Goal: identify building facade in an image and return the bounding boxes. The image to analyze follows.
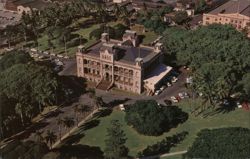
[203,0,250,31]
[76,30,172,94]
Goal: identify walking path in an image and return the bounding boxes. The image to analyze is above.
[140,150,187,159]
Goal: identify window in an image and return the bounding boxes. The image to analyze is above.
[206,17,210,20]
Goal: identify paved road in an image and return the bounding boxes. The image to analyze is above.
[59,59,77,76]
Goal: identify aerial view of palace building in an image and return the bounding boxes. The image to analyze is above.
[203,0,250,31]
[76,30,172,95]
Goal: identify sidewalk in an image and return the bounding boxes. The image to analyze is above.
[139,150,187,159]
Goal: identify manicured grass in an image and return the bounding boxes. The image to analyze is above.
[73,99,250,157]
[35,20,122,57]
[130,24,158,45]
[161,154,183,159]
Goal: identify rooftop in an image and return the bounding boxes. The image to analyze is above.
[83,39,158,65]
[6,0,50,10]
[208,0,250,17]
[144,64,173,90]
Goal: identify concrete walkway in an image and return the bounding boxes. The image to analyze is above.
[140,150,187,159]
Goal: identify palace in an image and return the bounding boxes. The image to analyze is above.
[76,30,173,95]
[203,0,250,31]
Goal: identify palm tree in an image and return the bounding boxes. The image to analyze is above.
[95,96,105,110]
[34,131,44,143]
[63,117,75,130]
[57,117,64,141]
[15,103,25,126]
[44,130,57,149]
[79,104,91,116]
[88,88,96,108]
[73,104,80,127]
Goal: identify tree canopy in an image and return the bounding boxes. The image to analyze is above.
[0,51,67,139]
[125,100,188,136]
[104,120,129,159]
[0,50,32,71]
[162,24,250,105]
[184,127,250,159]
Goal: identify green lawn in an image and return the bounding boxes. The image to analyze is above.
[69,99,250,157]
[161,154,183,159]
[35,20,122,57]
[130,24,158,45]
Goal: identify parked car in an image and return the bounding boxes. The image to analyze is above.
[183,92,189,98]
[64,56,69,59]
[155,90,162,96]
[171,96,179,103]
[237,102,242,108]
[178,92,185,99]
[160,85,166,91]
[171,76,178,83]
[51,53,56,56]
[44,51,49,55]
[119,104,125,111]
[57,54,64,58]
[167,82,172,87]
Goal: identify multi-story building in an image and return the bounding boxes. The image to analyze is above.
[76,30,173,95]
[203,0,250,31]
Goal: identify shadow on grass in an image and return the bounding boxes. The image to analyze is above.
[79,119,100,131]
[55,144,104,159]
[92,109,113,118]
[138,131,189,158]
[202,102,237,118]
[60,119,100,146]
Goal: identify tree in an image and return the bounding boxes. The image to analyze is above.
[63,116,75,130]
[0,140,49,159]
[172,11,189,25]
[162,24,250,107]
[0,50,32,71]
[34,131,44,143]
[95,96,105,110]
[240,73,250,100]
[125,100,188,136]
[88,88,96,108]
[104,120,129,159]
[184,127,250,159]
[44,130,57,149]
[56,117,64,141]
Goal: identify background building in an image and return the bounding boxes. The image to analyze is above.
[203,0,250,31]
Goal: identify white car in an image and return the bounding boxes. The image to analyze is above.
[51,53,56,56]
[183,92,189,98]
[57,54,64,58]
[171,96,179,103]
[167,82,172,87]
[38,55,45,59]
[155,90,162,95]
[237,102,242,108]
[64,56,69,59]
[171,76,178,83]
[30,48,37,52]
[160,85,166,91]
[119,104,125,111]
[44,51,49,55]
[178,93,185,99]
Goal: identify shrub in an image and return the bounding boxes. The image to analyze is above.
[184,127,250,159]
[125,100,188,136]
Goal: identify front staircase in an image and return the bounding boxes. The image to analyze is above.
[96,80,112,91]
